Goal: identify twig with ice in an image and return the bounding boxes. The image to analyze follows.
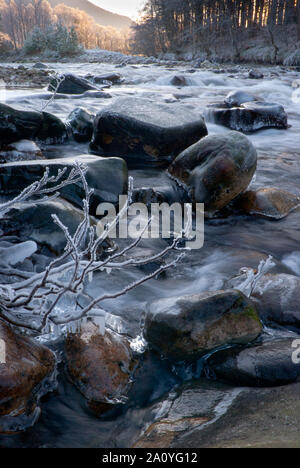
[236,255,276,298]
[0,164,187,336]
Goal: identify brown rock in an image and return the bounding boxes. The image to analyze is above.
[65,323,136,414]
[0,319,55,433]
[234,187,300,219]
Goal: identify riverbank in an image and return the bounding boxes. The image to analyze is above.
[1,45,300,69]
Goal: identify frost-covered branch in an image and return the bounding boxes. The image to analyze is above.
[0,163,87,215]
[41,73,66,111]
[0,163,188,337]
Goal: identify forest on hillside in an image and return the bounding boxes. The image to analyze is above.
[131,0,300,64]
[0,0,131,55]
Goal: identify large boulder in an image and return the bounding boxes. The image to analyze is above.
[48,73,98,94]
[0,319,55,433]
[0,104,67,145]
[65,323,136,414]
[205,102,288,132]
[207,339,300,387]
[144,290,262,362]
[233,187,300,219]
[89,97,208,168]
[0,155,128,214]
[66,107,95,143]
[168,131,257,213]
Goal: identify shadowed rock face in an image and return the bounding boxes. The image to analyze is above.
[66,107,95,143]
[144,289,262,362]
[0,104,67,145]
[0,320,55,433]
[207,339,300,387]
[89,97,208,168]
[205,101,288,132]
[0,155,128,214]
[233,187,300,219]
[65,324,136,415]
[168,131,257,213]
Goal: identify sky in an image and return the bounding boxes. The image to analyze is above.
[92,0,144,20]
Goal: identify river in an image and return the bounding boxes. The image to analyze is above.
[0,60,300,447]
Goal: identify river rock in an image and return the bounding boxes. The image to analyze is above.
[32,62,48,70]
[133,379,234,448]
[1,198,98,255]
[224,90,261,107]
[248,69,264,79]
[144,290,262,362]
[66,107,95,143]
[207,339,300,387]
[92,73,123,85]
[251,273,300,329]
[170,75,189,87]
[0,140,43,163]
[0,104,68,145]
[89,97,208,168]
[205,101,288,132]
[0,319,55,433]
[168,131,257,213]
[65,323,136,415]
[48,73,98,94]
[0,155,128,214]
[233,187,300,219]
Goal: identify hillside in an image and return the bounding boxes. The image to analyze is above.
[49,0,134,29]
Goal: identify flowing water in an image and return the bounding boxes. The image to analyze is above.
[0,61,300,447]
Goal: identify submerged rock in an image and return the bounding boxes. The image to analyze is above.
[48,73,98,94]
[0,104,67,145]
[0,320,55,433]
[66,107,95,143]
[168,131,257,213]
[0,140,43,163]
[89,97,208,168]
[144,290,262,362]
[0,155,128,214]
[205,101,288,132]
[65,324,136,415]
[207,339,300,387]
[233,187,300,219]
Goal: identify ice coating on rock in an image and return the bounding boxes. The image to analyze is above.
[0,240,37,266]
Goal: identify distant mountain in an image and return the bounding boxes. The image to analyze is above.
[49,0,134,29]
